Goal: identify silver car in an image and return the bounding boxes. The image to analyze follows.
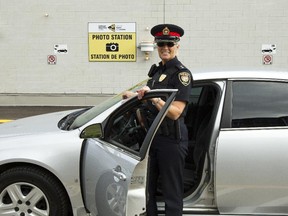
[1,70,288,216]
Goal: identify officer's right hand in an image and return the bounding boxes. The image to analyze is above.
[136,86,150,99]
[122,91,137,99]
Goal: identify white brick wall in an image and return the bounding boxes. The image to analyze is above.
[0,0,288,105]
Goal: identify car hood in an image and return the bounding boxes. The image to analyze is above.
[0,110,76,138]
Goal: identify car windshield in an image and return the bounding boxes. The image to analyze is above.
[68,79,147,130]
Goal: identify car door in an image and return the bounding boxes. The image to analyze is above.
[80,89,178,216]
[216,80,288,215]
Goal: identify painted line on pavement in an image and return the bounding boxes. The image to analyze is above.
[0,119,12,123]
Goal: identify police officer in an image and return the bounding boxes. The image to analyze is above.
[123,24,192,216]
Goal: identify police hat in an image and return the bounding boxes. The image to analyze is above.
[151,24,184,42]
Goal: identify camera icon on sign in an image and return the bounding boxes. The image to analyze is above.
[106,43,119,52]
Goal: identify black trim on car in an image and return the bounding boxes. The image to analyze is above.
[220,80,232,128]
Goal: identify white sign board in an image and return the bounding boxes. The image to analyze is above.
[262,44,276,54]
[54,44,68,54]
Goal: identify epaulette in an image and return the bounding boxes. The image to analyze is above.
[175,64,188,71]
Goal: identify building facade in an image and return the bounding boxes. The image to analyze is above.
[0,0,288,106]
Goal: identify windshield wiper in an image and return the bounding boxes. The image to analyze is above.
[58,108,91,130]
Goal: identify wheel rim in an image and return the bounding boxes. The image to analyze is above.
[0,182,49,216]
[106,182,126,216]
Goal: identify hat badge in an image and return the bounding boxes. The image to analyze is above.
[162,27,170,35]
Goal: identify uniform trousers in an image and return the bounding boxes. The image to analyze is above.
[146,135,188,216]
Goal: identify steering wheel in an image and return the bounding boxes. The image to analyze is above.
[136,108,150,132]
[109,113,134,139]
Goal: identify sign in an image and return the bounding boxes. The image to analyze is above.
[88,22,136,62]
[54,44,68,54]
[263,54,273,65]
[262,44,276,54]
[47,55,57,65]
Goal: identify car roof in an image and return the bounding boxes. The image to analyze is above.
[192,69,288,81]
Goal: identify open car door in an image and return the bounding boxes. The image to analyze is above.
[80,89,178,216]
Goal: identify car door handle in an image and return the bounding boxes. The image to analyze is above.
[113,166,127,181]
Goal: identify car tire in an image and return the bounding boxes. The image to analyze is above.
[96,172,127,216]
[0,166,70,216]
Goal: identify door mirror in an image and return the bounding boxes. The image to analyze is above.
[80,123,103,139]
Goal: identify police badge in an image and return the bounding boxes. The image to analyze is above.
[159,74,167,82]
[162,27,170,35]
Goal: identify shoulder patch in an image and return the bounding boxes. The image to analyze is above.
[178,72,191,86]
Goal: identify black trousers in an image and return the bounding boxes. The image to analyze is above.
[146,135,188,216]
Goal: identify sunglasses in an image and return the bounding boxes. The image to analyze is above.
[156,42,176,47]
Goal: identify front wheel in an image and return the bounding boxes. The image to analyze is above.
[0,166,71,216]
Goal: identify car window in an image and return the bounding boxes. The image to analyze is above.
[189,87,202,104]
[185,85,218,138]
[102,90,179,156]
[69,79,147,130]
[105,99,156,153]
[232,81,288,128]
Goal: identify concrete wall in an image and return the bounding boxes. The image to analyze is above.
[1,0,288,106]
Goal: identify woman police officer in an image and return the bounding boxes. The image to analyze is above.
[123,24,192,216]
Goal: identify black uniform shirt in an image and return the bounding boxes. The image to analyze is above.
[148,57,192,105]
[146,57,192,139]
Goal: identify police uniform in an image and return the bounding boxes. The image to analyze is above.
[146,24,192,216]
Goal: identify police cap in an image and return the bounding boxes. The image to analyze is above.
[151,24,184,42]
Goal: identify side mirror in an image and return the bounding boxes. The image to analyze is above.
[80,123,103,139]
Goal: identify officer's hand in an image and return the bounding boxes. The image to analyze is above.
[136,86,150,99]
[122,91,137,99]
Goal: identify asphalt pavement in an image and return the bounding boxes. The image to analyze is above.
[0,106,88,121]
